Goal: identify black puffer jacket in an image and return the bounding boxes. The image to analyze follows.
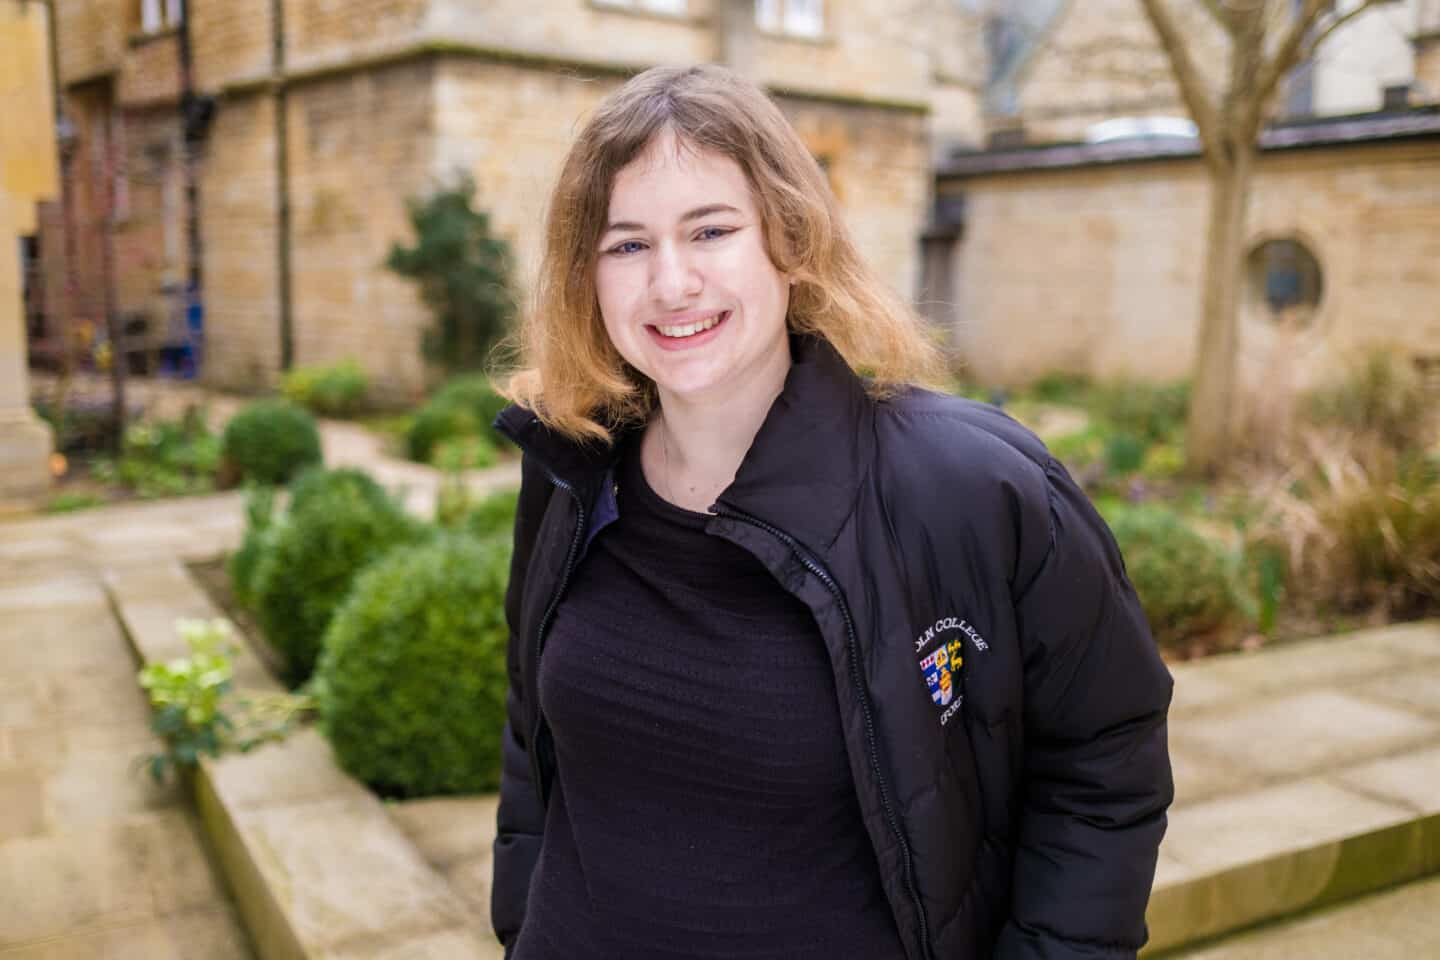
[491,336,1174,960]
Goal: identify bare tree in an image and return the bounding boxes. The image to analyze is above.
[1136,0,1390,475]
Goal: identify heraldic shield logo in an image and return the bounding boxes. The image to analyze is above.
[920,640,964,708]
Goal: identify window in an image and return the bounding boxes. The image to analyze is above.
[756,0,824,38]
[593,0,687,15]
[1246,238,1323,324]
[140,0,184,34]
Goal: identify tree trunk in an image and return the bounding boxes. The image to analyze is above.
[1185,143,1254,476]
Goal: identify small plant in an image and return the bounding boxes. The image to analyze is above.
[138,619,240,782]
[406,374,510,464]
[281,359,370,418]
[44,491,106,514]
[316,534,511,798]
[385,173,518,373]
[138,619,317,783]
[220,400,323,486]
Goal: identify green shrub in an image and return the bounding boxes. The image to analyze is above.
[1103,432,1147,475]
[460,488,519,541]
[316,534,511,797]
[406,374,510,464]
[229,485,279,610]
[251,476,423,686]
[1103,503,1242,649]
[1090,380,1191,445]
[221,401,323,486]
[281,360,370,418]
[287,466,391,515]
[384,174,517,373]
[1027,372,1091,405]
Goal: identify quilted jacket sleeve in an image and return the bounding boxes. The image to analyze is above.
[490,456,552,952]
[994,458,1175,960]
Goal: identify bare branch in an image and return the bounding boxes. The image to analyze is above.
[1198,0,1238,35]
[1247,0,1331,134]
[1298,0,1387,64]
[1136,0,1224,168]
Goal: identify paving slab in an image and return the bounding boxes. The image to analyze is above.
[1160,777,1414,878]
[1171,688,1439,783]
[1170,622,1440,714]
[1165,872,1440,959]
[1352,661,1440,718]
[386,795,499,869]
[1331,745,1440,816]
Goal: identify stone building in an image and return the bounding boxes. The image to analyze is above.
[40,0,940,400]
[926,0,1440,389]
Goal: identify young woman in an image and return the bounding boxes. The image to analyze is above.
[491,64,1173,960]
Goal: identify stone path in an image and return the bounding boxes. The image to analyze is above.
[0,496,253,959]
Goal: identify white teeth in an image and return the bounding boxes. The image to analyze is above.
[656,313,723,338]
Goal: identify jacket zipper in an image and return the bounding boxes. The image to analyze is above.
[528,471,587,807]
[713,506,934,960]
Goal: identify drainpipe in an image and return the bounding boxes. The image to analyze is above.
[271,0,293,371]
[177,0,205,375]
[43,0,79,406]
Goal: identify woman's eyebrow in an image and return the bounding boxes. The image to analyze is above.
[602,203,742,236]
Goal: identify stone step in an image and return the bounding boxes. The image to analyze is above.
[1143,620,1440,954]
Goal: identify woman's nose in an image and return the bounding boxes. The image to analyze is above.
[649,243,702,305]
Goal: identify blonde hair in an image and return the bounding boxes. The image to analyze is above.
[505,63,944,443]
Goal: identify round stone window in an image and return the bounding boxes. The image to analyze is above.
[1246,238,1323,324]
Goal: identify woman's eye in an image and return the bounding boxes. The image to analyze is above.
[696,226,734,242]
[607,240,646,256]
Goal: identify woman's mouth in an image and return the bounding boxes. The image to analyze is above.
[649,311,729,348]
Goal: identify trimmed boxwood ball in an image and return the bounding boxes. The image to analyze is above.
[251,478,423,686]
[316,534,511,798]
[229,485,278,610]
[406,374,510,464]
[287,465,391,515]
[221,400,322,486]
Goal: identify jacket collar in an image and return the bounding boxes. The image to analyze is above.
[495,335,875,551]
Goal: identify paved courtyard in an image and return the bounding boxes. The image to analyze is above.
[0,495,253,958]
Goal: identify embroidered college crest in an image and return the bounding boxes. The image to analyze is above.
[920,640,964,708]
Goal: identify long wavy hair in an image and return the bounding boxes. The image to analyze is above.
[504,63,944,443]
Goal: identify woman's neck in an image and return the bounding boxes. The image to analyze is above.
[643,355,791,513]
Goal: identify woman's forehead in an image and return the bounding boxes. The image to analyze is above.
[608,131,752,219]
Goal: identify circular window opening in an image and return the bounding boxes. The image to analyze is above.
[1246,238,1323,325]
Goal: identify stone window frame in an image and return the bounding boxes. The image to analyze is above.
[139,0,184,35]
[1243,230,1329,332]
[756,0,826,40]
[589,0,693,22]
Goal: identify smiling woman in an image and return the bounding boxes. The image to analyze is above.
[490,64,1174,960]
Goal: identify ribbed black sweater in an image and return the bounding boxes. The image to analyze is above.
[509,438,905,960]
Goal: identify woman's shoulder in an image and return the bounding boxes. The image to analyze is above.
[874,386,1054,482]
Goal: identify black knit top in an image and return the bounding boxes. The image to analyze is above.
[510,436,905,960]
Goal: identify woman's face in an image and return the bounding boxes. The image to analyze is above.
[594,130,792,409]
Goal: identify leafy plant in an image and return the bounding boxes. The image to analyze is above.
[139,619,316,783]
[280,359,370,418]
[138,619,240,782]
[45,491,106,514]
[385,174,517,373]
[221,400,323,486]
[316,534,511,798]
